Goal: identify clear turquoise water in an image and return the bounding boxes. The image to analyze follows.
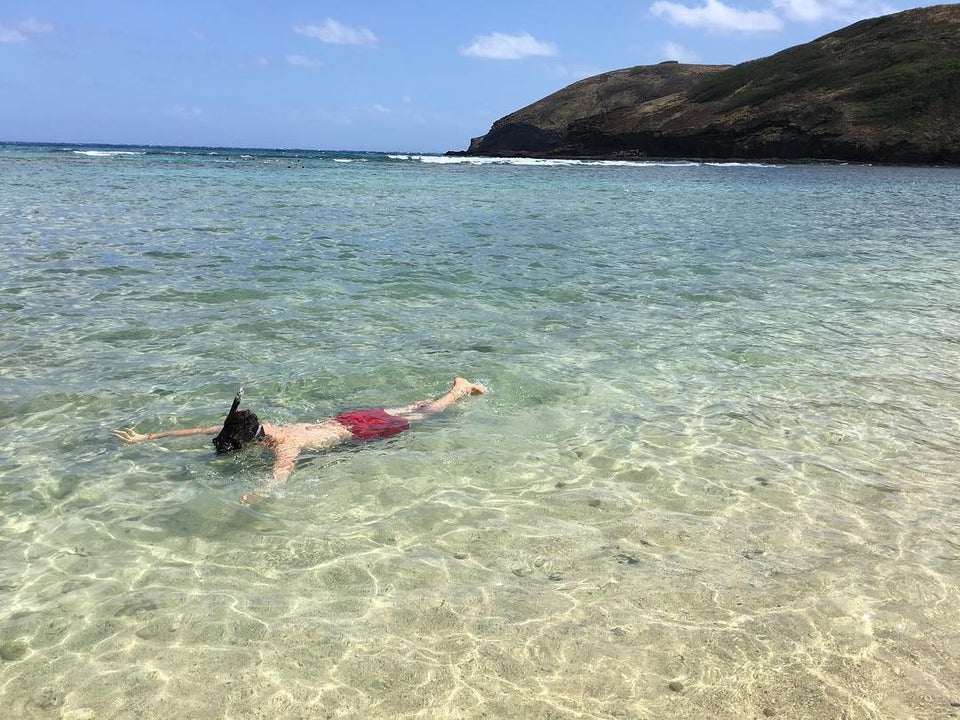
[1,143,959,718]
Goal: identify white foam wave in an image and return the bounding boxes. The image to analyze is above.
[72,150,145,157]
[702,161,784,168]
[393,155,781,169]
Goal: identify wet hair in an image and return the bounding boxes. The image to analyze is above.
[212,389,264,454]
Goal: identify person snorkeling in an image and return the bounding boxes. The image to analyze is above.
[113,377,486,504]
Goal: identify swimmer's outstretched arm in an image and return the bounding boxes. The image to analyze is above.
[240,446,301,505]
[113,425,222,443]
[271,446,301,483]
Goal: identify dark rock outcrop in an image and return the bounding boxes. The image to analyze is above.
[456,5,960,164]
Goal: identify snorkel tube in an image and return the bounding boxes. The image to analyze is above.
[212,388,245,454]
[228,388,243,420]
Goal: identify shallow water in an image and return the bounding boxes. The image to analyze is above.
[1,143,959,719]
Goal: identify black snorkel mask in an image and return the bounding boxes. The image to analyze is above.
[212,388,264,454]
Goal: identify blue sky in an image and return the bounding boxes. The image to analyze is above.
[0,0,930,152]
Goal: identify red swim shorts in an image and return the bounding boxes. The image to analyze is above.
[333,409,410,441]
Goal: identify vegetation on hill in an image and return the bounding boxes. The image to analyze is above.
[459,5,960,164]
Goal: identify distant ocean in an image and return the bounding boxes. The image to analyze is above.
[1,142,959,719]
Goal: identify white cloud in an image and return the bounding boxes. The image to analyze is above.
[461,32,559,60]
[0,17,54,43]
[773,0,827,21]
[293,19,378,48]
[772,0,894,23]
[286,54,325,68]
[660,42,702,63]
[650,0,783,32]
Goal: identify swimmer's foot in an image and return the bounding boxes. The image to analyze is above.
[454,377,486,396]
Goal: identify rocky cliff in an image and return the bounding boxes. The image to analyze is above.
[457,4,960,164]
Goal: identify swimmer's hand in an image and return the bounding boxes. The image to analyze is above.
[113,428,149,443]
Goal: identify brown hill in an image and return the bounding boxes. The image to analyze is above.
[458,4,960,164]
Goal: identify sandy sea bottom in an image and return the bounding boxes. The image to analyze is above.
[1,146,959,719]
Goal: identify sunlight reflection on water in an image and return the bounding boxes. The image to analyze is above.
[1,146,959,718]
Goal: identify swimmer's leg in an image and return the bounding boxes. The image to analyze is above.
[385,377,485,421]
